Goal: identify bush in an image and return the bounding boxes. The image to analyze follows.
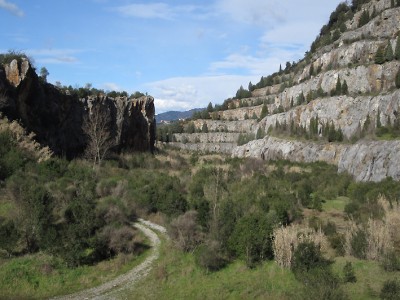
[350,229,368,259]
[380,280,400,300]
[381,251,400,272]
[292,241,332,276]
[169,211,203,252]
[343,261,357,283]
[195,240,227,272]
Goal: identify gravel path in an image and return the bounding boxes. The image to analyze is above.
[51,220,165,300]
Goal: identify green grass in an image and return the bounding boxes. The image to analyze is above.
[0,200,13,218]
[122,242,301,300]
[333,256,400,300]
[323,196,350,212]
[0,243,151,299]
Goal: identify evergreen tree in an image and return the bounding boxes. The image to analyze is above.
[396,68,400,88]
[395,35,400,60]
[385,40,394,62]
[375,44,386,64]
[358,10,370,27]
[207,102,214,113]
[377,109,382,128]
[391,0,395,8]
[309,63,314,77]
[202,122,208,133]
[335,77,342,95]
[260,104,269,119]
[332,29,341,42]
[342,80,349,95]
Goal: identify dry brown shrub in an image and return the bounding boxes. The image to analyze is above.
[169,210,204,252]
[272,224,328,268]
[343,196,398,261]
[0,116,52,161]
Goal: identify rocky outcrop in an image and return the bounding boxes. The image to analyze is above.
[0,58,155,158]
[173,132,240,144]
[231,136,400,182]
[170,1,400,182]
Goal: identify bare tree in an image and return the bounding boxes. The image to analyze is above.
[83,104,115,166]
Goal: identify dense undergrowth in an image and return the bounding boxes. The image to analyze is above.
[1,128,400,298]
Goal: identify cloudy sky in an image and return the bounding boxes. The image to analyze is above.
[1,0,343,113]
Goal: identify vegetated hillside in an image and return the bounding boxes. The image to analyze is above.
[0,55,156,158]
[156,108,204,123]
[163,0,400,182]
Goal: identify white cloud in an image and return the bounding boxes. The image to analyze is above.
[114,3,173,20]
[0,0,24,17]
[112,3,205,20]
[26,48,84,65]
[260,21,323,49]
[145,75,260,113]
[215,0,284,26]
[102,82,123,92]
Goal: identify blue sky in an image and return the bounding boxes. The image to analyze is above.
[1,0,343,113]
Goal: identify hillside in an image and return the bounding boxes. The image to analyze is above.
[164,0,400,182]
[156,108,203,123]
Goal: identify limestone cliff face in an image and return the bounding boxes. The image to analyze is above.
[0,58,155,157]
[231,136,400,182]
[170,0,400,182]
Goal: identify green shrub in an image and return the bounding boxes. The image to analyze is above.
[343,261,357,283]
[195,240,227,272]
[291,241,332,276]
[350,229,368,259]
[380,280,400,300]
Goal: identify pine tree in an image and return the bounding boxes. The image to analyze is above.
[385,40,394,62]
[358,10,370,27]
[395,35,400,60]
[342,80,349,95]
[202,122,208,133]
[260,104,269,119]
[377,109,382,128]
[396,68,400,88]
[309,63,314,77]
[375,44,386,64]
[336,77,342,95]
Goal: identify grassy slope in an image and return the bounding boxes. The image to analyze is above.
[122,242,301,300]
[0,236,150,299]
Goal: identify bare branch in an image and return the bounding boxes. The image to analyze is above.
[83,104,116,166]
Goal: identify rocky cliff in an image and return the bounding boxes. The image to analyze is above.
[0,58,155,158]
[170,0,400,182]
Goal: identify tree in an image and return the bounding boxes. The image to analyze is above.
[385,40,394,62]
[341,80,349,95]
[375,44,386,64]
[343,261,357,283]
[309,62,314,77]
[335,77,342,95]
[83,104,116,167]
[396,68,400,88]
[207,102,214,113]
[358,10,370,27]
[260,104,269,119]
[39,67,49,82]
[395,35,400,60]
[202,122,208,133]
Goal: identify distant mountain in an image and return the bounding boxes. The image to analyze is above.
[156,108,203,123]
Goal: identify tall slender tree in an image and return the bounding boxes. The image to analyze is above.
[385,40,394,62]
[395,35,400,60]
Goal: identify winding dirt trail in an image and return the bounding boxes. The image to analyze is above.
[51,219,166,300]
